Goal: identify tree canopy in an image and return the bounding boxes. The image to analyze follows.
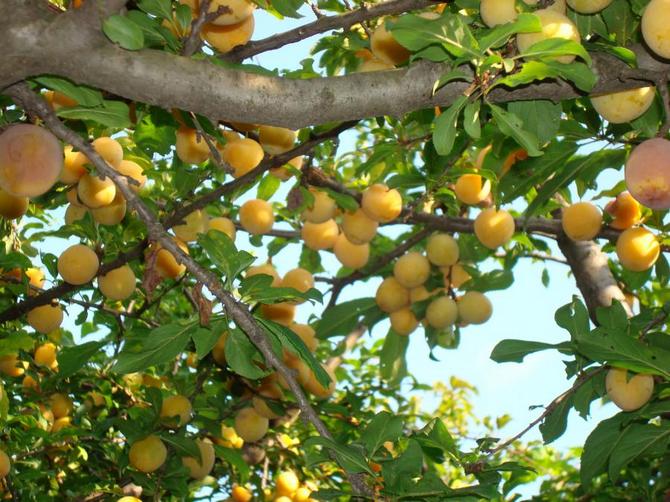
[0,0,670,500]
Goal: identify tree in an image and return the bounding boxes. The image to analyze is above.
[0,0,669,499]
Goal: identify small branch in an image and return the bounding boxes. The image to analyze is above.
[225,0,436,61]
[487,366,606,455]
[494,251,568,265]
[190,113,234,175]
[657,72,670,138]
[181,0,212,57]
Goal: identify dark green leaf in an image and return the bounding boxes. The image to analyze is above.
[34,77,103,107]
[359,411,404,455]
[433,95,467,156]
[113,322,192,373]
[490,339,566,363]
[56,100,131,128]
[489,104,542,157]
[57,341,105,378]
[304,437,375,475]
[317,298,378,339]
[103,15,145,50]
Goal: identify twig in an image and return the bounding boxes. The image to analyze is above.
[656,72,670,138]
[487,366,606,455]
[190,113,234,175]
[181,0,232,57]
[224,0,436,61]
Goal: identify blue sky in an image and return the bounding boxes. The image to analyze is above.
[34,6,628,498]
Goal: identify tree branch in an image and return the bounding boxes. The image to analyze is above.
[7,82,372,498]
[2,1,670,128]
[225,0,436,61]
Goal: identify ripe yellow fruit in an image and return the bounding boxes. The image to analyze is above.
[212,332,228,366]
[301,219,339,250]
[260,302,296,326]
[370,18,410,66]
[239,199,274,235]
[219,424,244,449]
[22,374,39,392]
[34,342,58,369]
[231,485,253,502]
[641,0,670,59]
[333,233,369,269]
[58,244,99,285]
[0,354,26,377]
[605,368,654,411]
[234,407,269,442]
[426,233,459,267]
[302,188,336,224]
[129,435,168,473]
[206,0,255,25]
[98,265,136,301]
[182,438,216,479]
[616,227,660,272]
[270,155,302,180]
[0,448,10,478]
[78,173,116,208]
[173,209,209,242]
[409,285,432,303]
[65,204,87,225]
[51,393,73,418]
[282,268,314,303]
[474,208,515,249]
[561,202,602,241]
[305,364,338,399]
[454,174,491,206]
[26,267,45,289]
[118,498,142,502]
[625,138,670,210]
[567,0,611,13]
[393,252,430,288]
[0,188,28,219]
[116,159,147,191]
[44,90,78,110]
[457,291,493,325]
[0,124,63,197]
[342,208,378,244]
[51,416,72,433]
[606,191,642,230]
[590,87,656,124]
[480,0,516,27]
[443,263,471,289]
[289,323,317,352]
[61,145,88,184]
[276,470,300,496]
[222,137,264,178]
[160,395,192,427]
[67,186,85,207]
[209,216,237,241]
[153,239,189,279]
[247,263,281,286]
[375,276,410,313]
[516,9,581,64]
[361,184,402,223]
[27,303,63,334]
[91,191,126,225]
[389,307,419,335]
[358,57,395,72]
[426,296,459,328]
[176,127,210,164]
[89,137,123,170]
[202,16,255,54]
[258,126,296,155]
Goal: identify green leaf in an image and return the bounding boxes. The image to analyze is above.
[324,189,359,212]
[433,95,468,156]
[490,339,566,363]
[580,414,628,485]
[0,381,8,422]
[608,422,670,480]
[103,15,145,51]
[57,341,105,378]
[489,103,542,157]
[56,100,131,128]
[380,330,409,385]
[0,331,35,356]
[463,100,481,139]
[34,77,103,107]
[543,61,597,92]
[507,101,562,145]
[225,328,270,379]
[555,298,591,339]
[382,439,424,492]
[113,322,193,373]
[256,317,331,389]
[268,0,304,18]
[191,326,221,359]
[539,392,574,443]
[304,437,375,475]
[137,0,173,19]
[359,411,404,455]
[461,269,513,292]
[239,274,323,304]
[317,298,378,339]
[520,38,591,66]
[478,13,543,50]
[257,174,281,201]
[600,0,638,46]
[595,301,629,332]
[198,230,254,287]
[160,434,201,460]
[391,14,480,59]
[215,445,250,481]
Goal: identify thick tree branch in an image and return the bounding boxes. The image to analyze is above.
[225,0,436,61]
[3,1,670,128]
[7,83,372,498]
